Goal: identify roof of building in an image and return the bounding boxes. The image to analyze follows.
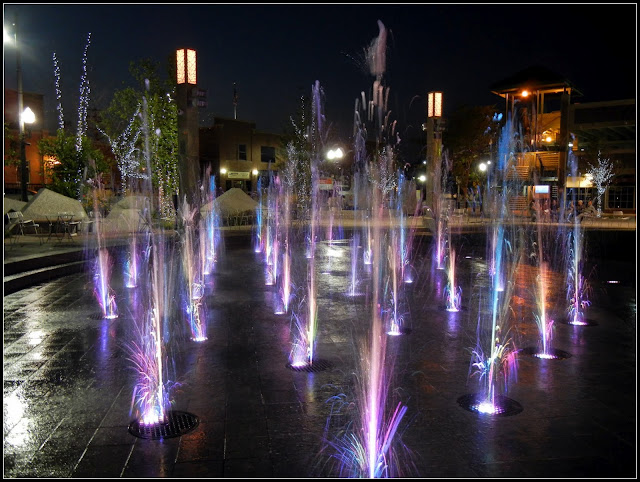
[490,65,582,97]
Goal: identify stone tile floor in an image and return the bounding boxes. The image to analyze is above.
[3,229,636,478]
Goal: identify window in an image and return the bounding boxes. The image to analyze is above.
[565,187,594,204]
[607,186,635,210]
[238,144,247,161]
[260,146,276,164]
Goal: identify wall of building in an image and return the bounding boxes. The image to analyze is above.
[4,89,50,196]
[199,116,283,195]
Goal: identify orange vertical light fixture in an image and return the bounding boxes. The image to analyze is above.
[428,91,443,118]
[176,48,197,85]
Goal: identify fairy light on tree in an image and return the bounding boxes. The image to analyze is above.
[53,52,64,131]
[586,152,614,218]
[42,32,107,201]
[76,33,91,153]
[98,104,142,191]
[100,59,180,215]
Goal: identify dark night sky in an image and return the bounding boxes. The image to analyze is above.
[3,3,637,151]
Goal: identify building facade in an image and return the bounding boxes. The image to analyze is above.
[199,117,283,196]
[4,88,50,197]
[489,66,636,214]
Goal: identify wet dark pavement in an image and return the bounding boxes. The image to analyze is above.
[3,225,637,478]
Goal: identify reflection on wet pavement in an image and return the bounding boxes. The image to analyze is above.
[3,231,636,477]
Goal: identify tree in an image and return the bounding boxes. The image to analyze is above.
[279,94,313,212]
[38,128,107,200]
[4,122,20,167]
[586,152,615,217]
[99,58,179,218]
[34,32,112,204]
[443,104,501,202]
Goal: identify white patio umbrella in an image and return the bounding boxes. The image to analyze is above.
[200,187,259,218]
[99,206,144,234]
[3,197,27,215]
[21,188,88,223]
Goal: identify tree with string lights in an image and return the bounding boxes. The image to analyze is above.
[99,58,179,219]
[586,152,615,218]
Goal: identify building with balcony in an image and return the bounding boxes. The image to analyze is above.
[489,66,635,214]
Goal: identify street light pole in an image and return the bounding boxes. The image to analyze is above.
[13,16,29,202]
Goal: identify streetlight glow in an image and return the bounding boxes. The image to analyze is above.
[479,162,487,172]
[21,106,35,124]
[326,147,344,160]
[4,27,14,44]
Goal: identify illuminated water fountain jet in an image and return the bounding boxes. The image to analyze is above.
[115,79,198,439]
[564,222,594,326]
[561,152,596,327]
[458,114,523,416]
[384,232,410,336]
[179,197,207,342]
[444,248,462,312]
[92,213,118,319]
[323,22,411,475]
[286,80,324,371]
[201,172,221,276]
[124,233,140,289]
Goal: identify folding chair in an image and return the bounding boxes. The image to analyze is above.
[6,211,41,245]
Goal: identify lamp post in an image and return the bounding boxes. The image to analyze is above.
[326,146,347,196]
[418,173,427,207]
[426,91,443,209]
[6,17,32,202]
[175,47,200,206]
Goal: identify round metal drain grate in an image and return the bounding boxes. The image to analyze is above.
[128,410,200,440]
[286,358,332,372]
[457,393,523,416]
[519,346,572,360]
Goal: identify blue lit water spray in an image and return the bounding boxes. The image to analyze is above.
[563,150,592,326]
[461,113,522,415]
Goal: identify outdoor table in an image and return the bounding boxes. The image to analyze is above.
[46,212,80,243]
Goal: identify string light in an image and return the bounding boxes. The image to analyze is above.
[52,52,64,131]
